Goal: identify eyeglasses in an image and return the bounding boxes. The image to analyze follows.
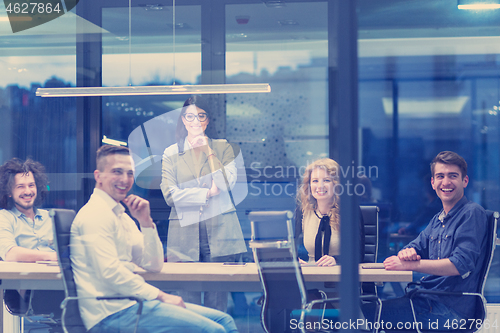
[183,113,208,122]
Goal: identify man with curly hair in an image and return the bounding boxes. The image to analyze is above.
[0,157,56,262]
[0,157,64,320]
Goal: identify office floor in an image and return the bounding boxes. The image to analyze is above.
[4,293,266,333]
[234,316,265,333]
[229,292,265,333]
[14,317,265,333]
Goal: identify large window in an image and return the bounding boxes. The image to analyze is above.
[3,0,500,331]
[0,9,78,209]
[225,2,328,254]
[358,0,500,301]
[97,1,331,326]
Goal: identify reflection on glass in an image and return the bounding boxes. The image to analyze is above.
[160,95,247,312]
[0,11,77,210]
[102,5,201,87]
[226,2,329,169]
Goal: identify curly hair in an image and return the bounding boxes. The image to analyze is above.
[0,158,49,209]
[297,158,340,231]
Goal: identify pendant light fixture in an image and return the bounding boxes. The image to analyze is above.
[36,0,271,97]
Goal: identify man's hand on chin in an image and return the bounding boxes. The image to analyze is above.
[123,195,154,228]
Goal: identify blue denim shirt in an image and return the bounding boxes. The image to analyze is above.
[0,207,55,260]
[404,196,488,318]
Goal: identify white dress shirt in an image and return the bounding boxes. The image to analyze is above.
[70,188,163,330]
[0,207,54,260]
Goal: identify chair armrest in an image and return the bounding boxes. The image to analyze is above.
[360,295,380,302]
[407,290,486,333]
[303,294,382,333]
[306,295,381,310]
[96,296,144,302]
[408,289,481,299]
[405,281,421,294]
[61,295,144,314]
[307,297,339,309]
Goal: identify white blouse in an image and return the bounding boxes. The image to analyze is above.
[302,210,340,263]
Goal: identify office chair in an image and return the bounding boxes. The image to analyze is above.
[249,210,381,333]
[360,206,379,296]
[3,226,66,333]
[4,289,64,333]
[50,209,144,333]
[361,206,379,264]
[405,210,499,333]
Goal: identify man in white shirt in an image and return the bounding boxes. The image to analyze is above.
[70,145,238,333]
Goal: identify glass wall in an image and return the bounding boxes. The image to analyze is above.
[358,0,500,301]
[97,3,331,326]
[225,1,328,262]
[0,8,78,209]
[2,0,500,331]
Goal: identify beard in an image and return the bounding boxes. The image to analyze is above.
[15,201,34,211]
[12,195,36,212]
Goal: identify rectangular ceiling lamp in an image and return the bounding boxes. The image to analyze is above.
[36,84,271,97]
[382,96,469,117]
[102,135,127,146]
[458,0,500,9]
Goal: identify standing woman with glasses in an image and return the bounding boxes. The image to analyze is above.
[161,95,246,312]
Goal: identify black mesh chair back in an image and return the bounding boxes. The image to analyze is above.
[360,206,379,264]
[447,210,497,332]
[51,209,145,333]
[360,206,379,296]
[3,289,64,329]
[249,210,307,333]
[50,208,87,333]
[471,210,498,326]
[480,211,498,291]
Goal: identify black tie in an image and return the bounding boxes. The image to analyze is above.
[314,212,332,261]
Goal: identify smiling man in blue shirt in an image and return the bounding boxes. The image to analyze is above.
[379,151,488,331]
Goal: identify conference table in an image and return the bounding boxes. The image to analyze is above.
[0,261,412,291]
[0,261,412,332]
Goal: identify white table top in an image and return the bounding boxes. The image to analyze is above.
[0,261,412,285]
